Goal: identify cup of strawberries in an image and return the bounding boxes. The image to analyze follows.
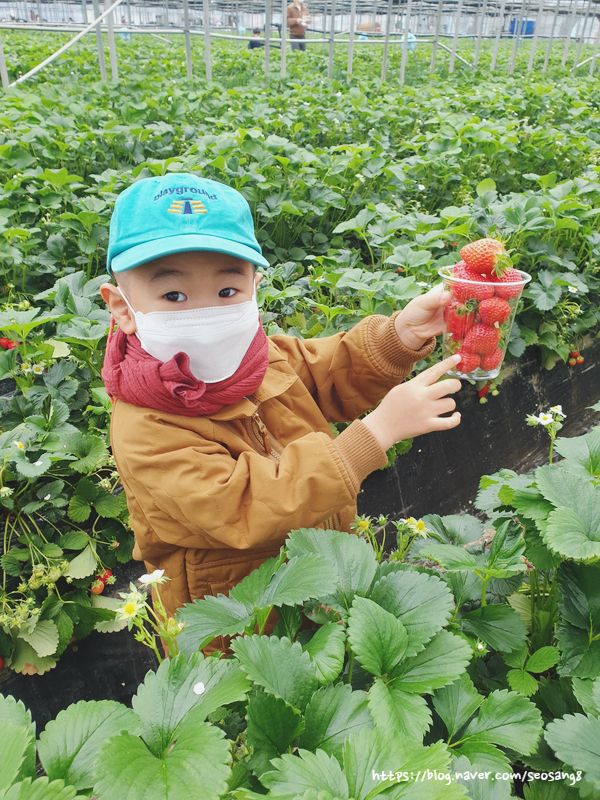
[438,237,531,380]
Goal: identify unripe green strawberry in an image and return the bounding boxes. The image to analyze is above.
[478,298,511,326]
[463,324,500,356]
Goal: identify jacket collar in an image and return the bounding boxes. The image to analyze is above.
[208,339,297,420]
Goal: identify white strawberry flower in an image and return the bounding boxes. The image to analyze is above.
[549,405,566,418]
[193,681,206,696]
[116,597,144,621]
[537,412,554,426]
[139,569,168,586]
[567,285,578,294]
[401,517,428,537]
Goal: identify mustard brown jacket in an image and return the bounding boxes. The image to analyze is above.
[109,309,435,621]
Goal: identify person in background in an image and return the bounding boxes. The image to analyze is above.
[247,26,281,50]
[248,27,264,49]
[287,0,310,50]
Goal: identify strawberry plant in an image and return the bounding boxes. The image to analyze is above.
[0,274,133,675]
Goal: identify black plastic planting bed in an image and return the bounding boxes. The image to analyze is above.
[358,338,600,521]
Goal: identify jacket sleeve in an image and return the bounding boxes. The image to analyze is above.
[268,310,437,423]
[120,414,389,551]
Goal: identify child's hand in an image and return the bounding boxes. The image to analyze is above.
[394,284,452,350]
[362,354,463,450]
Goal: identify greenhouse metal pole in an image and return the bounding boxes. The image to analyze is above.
[491,0,507,70]
[81,0,88,23]
[183,0,192,79]
[327,0,336,79]
[508,0,528,76]
[574,10,600,74]
[473,0,488,68]
[448,0,464,73]
[347,0,356,76]
[264,0,272,77]
[429,0,443,72]
[399,0,413,84]
[526,0,545,72]
[542,0,561,72]
[104,0,119,82]
[573,0,593,66]
[280,0,287,77]
[203,0,211,81]
[561,0,576,68]
[380,0,392,80]
[92,0,108,82]
[0,36,8,88]
[588,20,600,76]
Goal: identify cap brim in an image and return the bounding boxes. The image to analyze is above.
[109,233,270,273]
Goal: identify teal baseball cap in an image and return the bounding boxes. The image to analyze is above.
[106,173,269,274]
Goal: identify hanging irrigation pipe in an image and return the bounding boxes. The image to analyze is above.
[1,21,584,41]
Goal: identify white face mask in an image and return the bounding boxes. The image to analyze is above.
[117,283,260,384]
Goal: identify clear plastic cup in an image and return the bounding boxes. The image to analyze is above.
[438,265,532,380]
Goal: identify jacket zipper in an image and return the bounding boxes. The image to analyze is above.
[247,409,281,462]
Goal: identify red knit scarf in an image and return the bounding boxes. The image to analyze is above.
[101,316,269,416]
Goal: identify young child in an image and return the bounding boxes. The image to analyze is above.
[248,27,264,48]
[99,172,462,652]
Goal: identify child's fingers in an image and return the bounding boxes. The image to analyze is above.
[433,396,457,415]
[429,377,463,399]
[417,354,462,385]
[430,410,462,430]
[418,283,452,310]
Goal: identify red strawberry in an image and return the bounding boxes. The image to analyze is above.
[494,268,523,299]
[100,569,113,583]
[460,238,507,277]
[478,297,511,326]
[463,324,500,356]
[91,580,105,595]
[576,355,584,365]
[451,263,495,303]
[456,350,481,372]
[481,348,504,370]
[568,357,577,367]
[444,301,476,340]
